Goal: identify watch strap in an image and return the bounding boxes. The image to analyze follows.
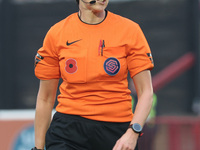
[128,124,144,137]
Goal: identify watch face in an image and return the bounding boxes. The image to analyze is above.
[132,123,142,132]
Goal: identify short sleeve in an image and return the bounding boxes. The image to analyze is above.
[34,28,61,80]
[127,24,154,78]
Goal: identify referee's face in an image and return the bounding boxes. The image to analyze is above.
[80,0,109,13]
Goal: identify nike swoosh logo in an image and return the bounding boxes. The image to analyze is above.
[66,39,82,46]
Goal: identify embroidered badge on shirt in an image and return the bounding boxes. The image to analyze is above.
[147,53,154,64]
[34,53,44,67]
[104,57,120,76]
[65,58,78,74]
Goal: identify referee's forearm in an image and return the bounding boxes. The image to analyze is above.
[131,70,154,127]
[34,98,54,149]
[131,90,153,127]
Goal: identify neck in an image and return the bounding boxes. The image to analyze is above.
[78,9,106,24]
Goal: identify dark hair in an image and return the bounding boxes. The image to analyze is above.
[76,0,79,4]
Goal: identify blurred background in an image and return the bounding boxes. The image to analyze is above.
[0,0,200,149]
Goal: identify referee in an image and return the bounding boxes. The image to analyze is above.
[32,0,154,150]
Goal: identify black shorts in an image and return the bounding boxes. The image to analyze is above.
[45,112,139,150]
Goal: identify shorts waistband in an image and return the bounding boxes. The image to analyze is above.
[54,112,130,126]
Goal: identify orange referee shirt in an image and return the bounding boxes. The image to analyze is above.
[35,11,154,122]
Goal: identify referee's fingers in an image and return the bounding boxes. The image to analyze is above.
[112,140,121,150]
[113,140,135,150]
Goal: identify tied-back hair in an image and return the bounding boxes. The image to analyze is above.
[76,0,79,4]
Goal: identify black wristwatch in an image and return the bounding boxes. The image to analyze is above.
[128,123,143,137]
[31,147,44,150]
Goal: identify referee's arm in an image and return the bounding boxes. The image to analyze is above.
[130,70,153,128]
[34,79,59,149]
[113,70,153,150]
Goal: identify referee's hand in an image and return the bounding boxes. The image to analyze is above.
[112,129,138,150]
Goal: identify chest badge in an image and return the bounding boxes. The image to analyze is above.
[65,58,78,74]
[104,57,120,76]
